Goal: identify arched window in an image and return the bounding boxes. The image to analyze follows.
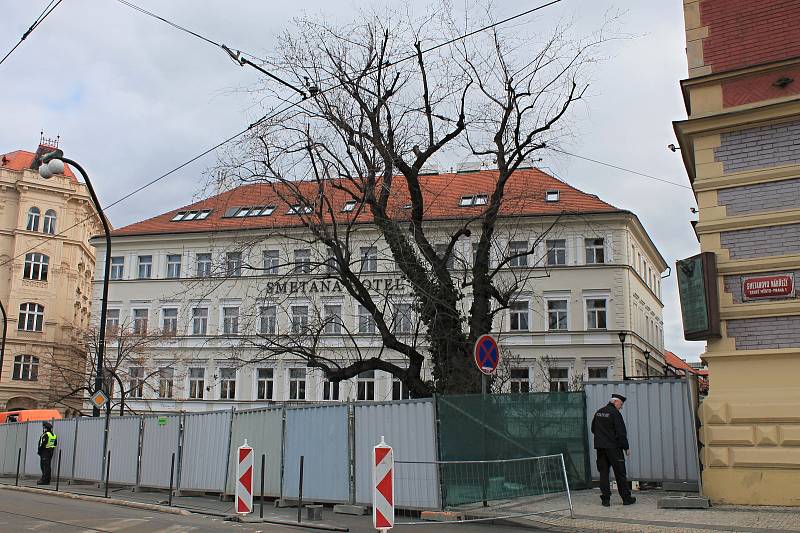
[43,209,57,234]
[12,355,39,381]
[23,253,49,281]
[18,303,44,332]
[26,207,40,232]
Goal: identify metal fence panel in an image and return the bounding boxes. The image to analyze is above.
[282,405,349,502]
[1,423,28,475]
[73,417,105,481]
[179,410,231,492]
[225,407,284,497]
[25,422,40,476]
[0,425,7,474]
[354,400,439,509]
[584,380,699,483]
[53,419,78,480]
[107,417,141,485]
[140,415,180,488]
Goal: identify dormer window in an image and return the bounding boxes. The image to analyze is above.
[182,211,199,220]
[196,210,211,220]
[288,205,313,215]
[171,212,185,221]
[171,209,212,221]
[459,195,474,207]
[235,208,250,217]
[474,194,488,206]
[262,205,276,216]
[545,190,560,202]
[342,200,357,212]
[459,194,489,207]
[248,206,265,216]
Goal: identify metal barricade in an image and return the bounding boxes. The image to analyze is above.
[73,417,105,481]
[107,416,141,484]
[225,407,283,497]
[52,418,78,480]
[179,410,231,492]
[139,414,180,489]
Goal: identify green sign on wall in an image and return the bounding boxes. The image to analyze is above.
[676,252,721,341]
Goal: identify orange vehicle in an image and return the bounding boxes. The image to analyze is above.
[0,409,62,424]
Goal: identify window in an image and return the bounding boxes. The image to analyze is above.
[548,367,569,392]
[294,249,311,274]
[158,367,174,399]
[262,206,276,216]
[196,253,212,277]
[434,244,455,270]
[509,301,529,331]
[129,367,145,398]
[223,306,239,335]
[23,253,49,281]
[110,257,124,280]
[342,200,357,212]
[392,378,411,400]
[166,254,182,278]
[256,368,274,400]
[137,255,152,279]
[288,204,312,215]
[235,207,250,217]
[546,239,566,266]
[192,307,208,335]
[263,250,279,275]
[586,298,608,330]
[105,309,120,335]
[545,190,560,202]
[12,355,39,381]
[291,305,309,334]
[393,303,412,334]
[357,370,375,401]
[587,366,609,381]
[259,305,277,335]
[17,302,44,331]
[43,210,57,234]
[196,209,212,220]
[289,368,306,400]
[133,309,149,335]
[324,304,342,334]
[219,368,236,399]
[323,379,340,401]
[510,368,530,394]
[188,368,205,399]
[172,209,212,221]
[162,308,178,334]
[585,238,605,264]
[26,207,40,231]
[547,300,568,331]
[458,194,488,207]
[360,246,378,272]
[508,241,528,267]
[226,252,242,277]
[358,304,376,334]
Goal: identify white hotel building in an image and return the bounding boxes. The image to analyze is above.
[91,168,668,413]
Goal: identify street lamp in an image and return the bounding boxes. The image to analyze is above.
[643,349,651,379]
[39,150,111,417]
[617,331,627,381]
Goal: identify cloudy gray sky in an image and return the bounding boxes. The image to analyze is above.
[0,0,705,360]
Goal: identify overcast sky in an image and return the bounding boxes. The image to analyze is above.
[0,0,705,361]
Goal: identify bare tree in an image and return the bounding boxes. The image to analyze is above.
[534,354,584,392]
[212,5,610,396]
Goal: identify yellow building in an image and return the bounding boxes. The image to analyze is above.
[0,139,102,415]
[675,0,800,505]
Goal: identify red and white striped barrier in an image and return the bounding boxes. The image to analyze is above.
[372,436,394,531]
[236,439,254,515]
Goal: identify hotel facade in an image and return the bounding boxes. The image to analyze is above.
[91,168,668,412]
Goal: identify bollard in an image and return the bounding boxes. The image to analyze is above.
[55,450,62,492]
[297,455,305,524]
[104,450,111,498]
[260,454,265,519]
[168,452,175,506]
[15,448,21,486]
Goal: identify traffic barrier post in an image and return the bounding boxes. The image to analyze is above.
[373,436,394,532]
[55,449,62,491]
[235,439,254,515]
[15,448,21,486]
[168,452,175,506]
[259,454,265,519]
[104,450,111,498]
[297,455,304,524]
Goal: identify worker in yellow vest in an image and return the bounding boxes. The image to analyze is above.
[37,421,57,485]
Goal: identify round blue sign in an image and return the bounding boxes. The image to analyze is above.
[474,334,500,375]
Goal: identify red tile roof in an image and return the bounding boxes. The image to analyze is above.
[1,149,78,182]
[664,350,701,375]
[113,168,622,237]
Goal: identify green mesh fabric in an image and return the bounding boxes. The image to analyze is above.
[435,392,591,507]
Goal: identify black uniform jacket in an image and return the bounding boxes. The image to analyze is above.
[591,402,629,450]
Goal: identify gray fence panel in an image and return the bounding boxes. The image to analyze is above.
[225,408,284,497]
[1,423,27,476]
[140,415,180,488]
[180,411,231,492]
[584,380,699,483]
[24,422,40,476]
[0,424,8,474]
[354,400,440,509]
[73,417,105,481]
[282,405,349,503]
[52,419,78,480]
[107,417,141,485]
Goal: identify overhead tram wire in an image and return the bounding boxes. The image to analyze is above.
[0,0,566,270]
[0,0,64,67]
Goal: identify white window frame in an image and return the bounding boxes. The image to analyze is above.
[218,367,237,400]
[546,239,567,266]
[196,253,212,277]
[288,367,307,400]
[360,246,378,272]
[509,300,529,332]
[324,304,343,334]
[291,305,309,334]
[23,252,49,281]
[137,255,153,279]
[132,308,149,335]
[226,252,242,277]
[105,308,121,334]
[392,378,411,400]
[259,304,277,335]
[585,238,605,264]
[357,304,376,334]
[188,367,205,399]
[158,367,175,399]
[161,307,179,335]
[294,249,311,274]
[547,365,572,392]
[222,306,240,335]
[545,298,569,331]
[166,254,182,278]
[255,367,275,400]
[507,241,529,268]
[322,379,340,401]
[43,209,57,234]
[357,370,376,401]
[510,367,532,394]
[584,296,609,330]
[393,302,413,335]
[191,306,209,336]
[128,367,145,399]
[110,256,125,280]
[263,250,279,275]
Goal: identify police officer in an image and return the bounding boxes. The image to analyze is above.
[591,393,636,506]
[37,421,57,485]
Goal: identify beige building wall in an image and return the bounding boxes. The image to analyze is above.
[0,148,101,415]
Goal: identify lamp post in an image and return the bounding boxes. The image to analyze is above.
[40,150,111,417]
[643,350,651,379]
[0,300,6,381]
[617,331,627,380]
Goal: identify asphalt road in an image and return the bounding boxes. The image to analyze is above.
[0,488,545,532]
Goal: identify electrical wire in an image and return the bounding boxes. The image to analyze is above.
[0,0,64,67]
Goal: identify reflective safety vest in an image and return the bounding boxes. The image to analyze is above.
[44,431,57,449]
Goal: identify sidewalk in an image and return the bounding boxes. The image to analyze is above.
[514,489,800,533]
